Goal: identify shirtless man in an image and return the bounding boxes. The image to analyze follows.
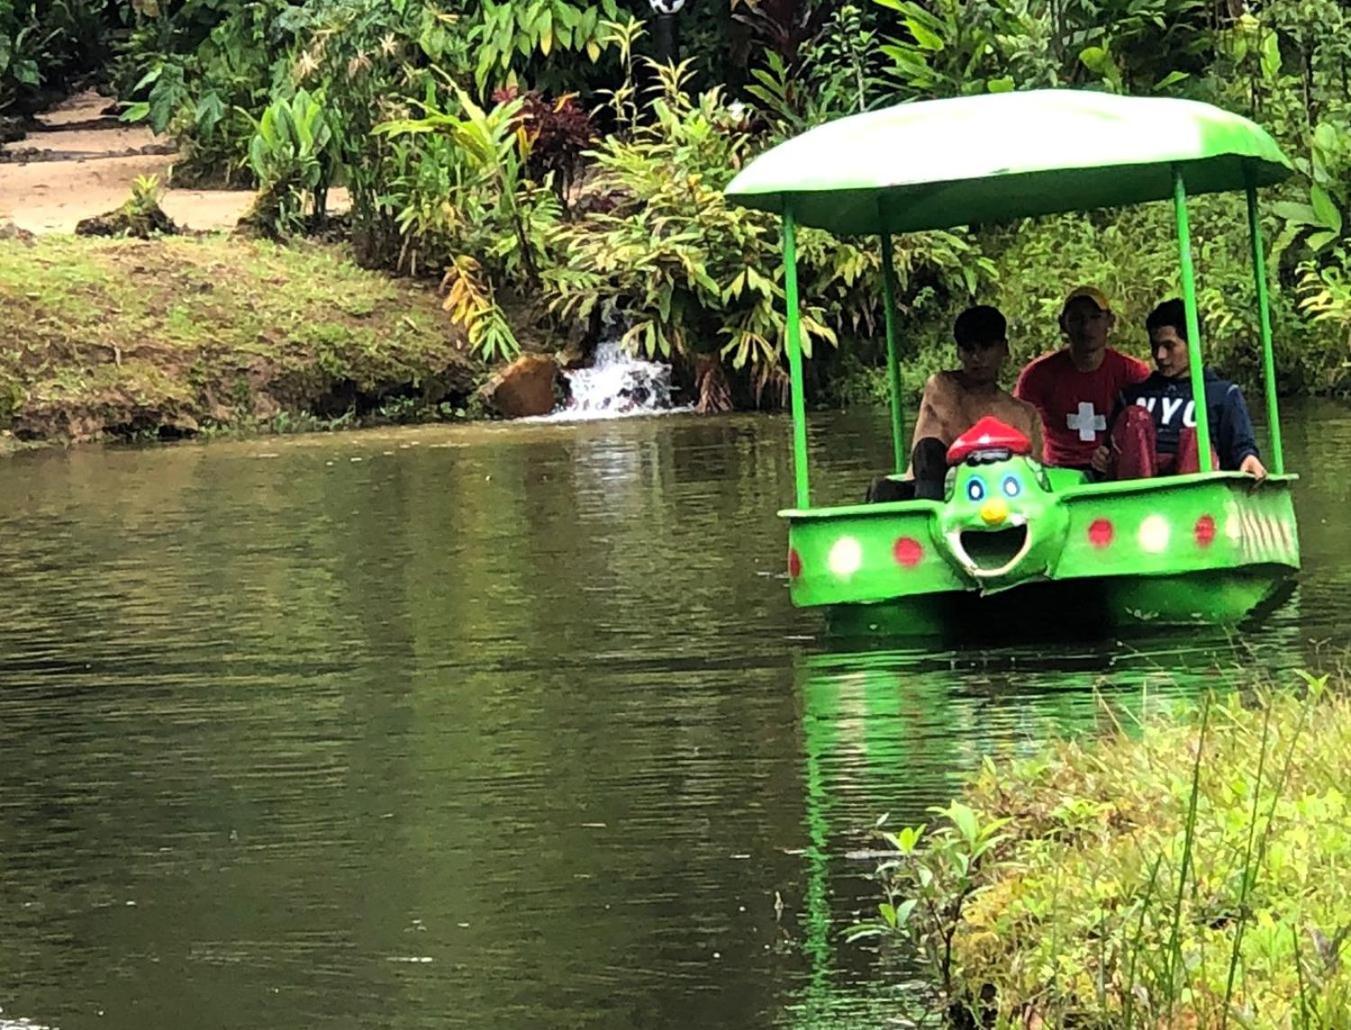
[906,305,1043,500]
[1015,286,1150,469]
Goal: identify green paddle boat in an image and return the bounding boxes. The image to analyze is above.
[724,89,1299,632]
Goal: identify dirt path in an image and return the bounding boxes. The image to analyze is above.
[0,91,343,234]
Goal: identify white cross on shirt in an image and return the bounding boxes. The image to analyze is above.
[1066,401,1106,442]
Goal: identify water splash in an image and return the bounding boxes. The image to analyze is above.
[542,341,687,421]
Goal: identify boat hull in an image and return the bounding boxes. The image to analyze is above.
[824,565,1295,637]
[785,472,1299,631]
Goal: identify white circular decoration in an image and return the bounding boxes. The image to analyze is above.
[828,536,863,578]
[649,0,686,12]
[1138,514,1170,554]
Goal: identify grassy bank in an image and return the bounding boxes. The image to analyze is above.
[0,235,484,443]
[853,679,1349,1028]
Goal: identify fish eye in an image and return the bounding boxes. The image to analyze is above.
[1002,474,1022,498]
[966,477,986,502]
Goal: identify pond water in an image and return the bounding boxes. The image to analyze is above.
[0,400,1347,1029]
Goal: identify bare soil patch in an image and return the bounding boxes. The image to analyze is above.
[0,91,347,234]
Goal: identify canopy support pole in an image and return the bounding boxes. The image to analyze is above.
[1246,174,1285,475]
[879,224,906,474]
[783,204,811,508]
[1171,167,1214,473]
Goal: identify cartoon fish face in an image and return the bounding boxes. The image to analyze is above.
[937,454,1068,588]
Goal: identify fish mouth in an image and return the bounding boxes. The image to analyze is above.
[950,522,1031,578]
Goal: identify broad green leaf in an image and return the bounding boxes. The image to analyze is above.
[195,91,226,134]
[1259,30,1281,80]
[1079,46,1108,73]
[1309,185,1342,234]
[132,66,162,92]
[1313,123,1339,155]
[905,15,944,52]
[946,801,979,845]
[555,3,581,30]
[1270,201,1318,226]
[1306,230,1338,252]
[475,47,496,91]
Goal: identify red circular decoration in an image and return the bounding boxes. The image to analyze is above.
[1088,518,1114,548]
[788,548,803,579]
[893,536,923,567]
[1194,514,1216,547]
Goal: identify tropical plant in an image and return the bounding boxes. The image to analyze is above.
[244,88,336,237]
[440,254,521,363]
[128,172,164,214]
[0,11,42,111]
[378,83,564,360]
[380,83,553,280]
[547,61,835,376]
[865,0,1206,100]
[592,14,644,136]
[470,0,620,93]
[845,803,1010,1014]
[1296,248,1351,389]
[546,60,988,406]
[0,0,111,112]
[744,3,888,136]
[730,0,834,69]
[117,0,303,186]
[491,86,596,205]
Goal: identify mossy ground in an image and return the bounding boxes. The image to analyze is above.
[0,235,483,442]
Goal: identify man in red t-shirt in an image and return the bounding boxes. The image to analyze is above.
[1014,286,1151,469]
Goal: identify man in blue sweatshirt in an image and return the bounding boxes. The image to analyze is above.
[1091,298,1267,481]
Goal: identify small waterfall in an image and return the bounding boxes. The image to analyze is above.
[544,340,686,421]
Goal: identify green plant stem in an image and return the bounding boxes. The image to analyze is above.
[1165,694,1210,1023]
[1221,700,1274,1027]
[1123,854,1164,1027]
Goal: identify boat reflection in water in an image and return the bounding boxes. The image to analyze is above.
[781,602,1307,1026]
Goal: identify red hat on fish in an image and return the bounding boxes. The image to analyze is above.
[946,417,1032,466]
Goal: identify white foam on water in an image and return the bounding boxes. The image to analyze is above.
[534,341,689,422]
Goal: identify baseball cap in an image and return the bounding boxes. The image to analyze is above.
[1061,285,1112,315]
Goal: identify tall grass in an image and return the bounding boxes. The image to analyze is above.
[851,676,1350,1027]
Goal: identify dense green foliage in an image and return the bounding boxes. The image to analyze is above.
[0,0,113,113]
[10,0,1351,403]
[852,680,1350,1027]
[545,61,987,390]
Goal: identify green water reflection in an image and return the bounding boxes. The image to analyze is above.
[786,604,1316,1025]
[0,403,1344,1029]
